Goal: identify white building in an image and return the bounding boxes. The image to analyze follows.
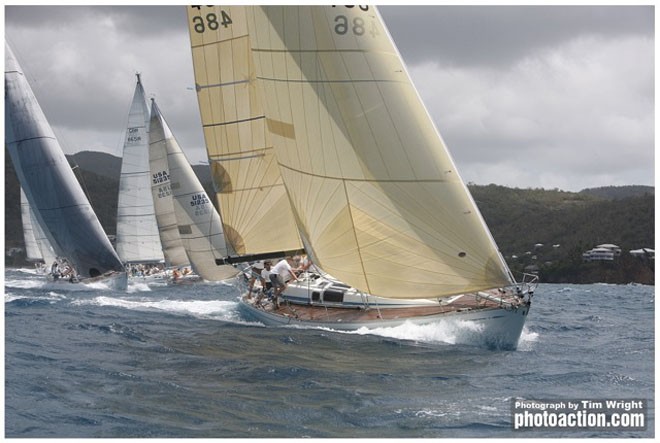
[583,246,619,262]
[630,248,654,259]
[595,244,622,256]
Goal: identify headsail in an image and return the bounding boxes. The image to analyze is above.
[244,6,513,299]
[148,106,191,268]
[5,41,124,278]
[187,6,303,259]
[116,74,165,264]
[149,99,238,281]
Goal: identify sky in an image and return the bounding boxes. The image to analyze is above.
[4,5,655,192]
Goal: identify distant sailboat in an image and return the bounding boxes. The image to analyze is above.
[148,104,191,273]
[148,98,238,281]
[187,6,536,348]
[5,41,127,290]
[20,187,56,271]
[115,74,165,270]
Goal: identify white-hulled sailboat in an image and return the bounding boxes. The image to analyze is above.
[5,41,127,290]
[116,74,168,284]
[20,187,56,273]
[148,98,238,282]
[187,6,536,349]
[116,75,165,264]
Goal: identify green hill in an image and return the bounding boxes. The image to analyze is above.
[5,152,655,284]
[471,185,654,284]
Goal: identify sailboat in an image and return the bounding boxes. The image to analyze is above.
[148,98,238,282]
[20,187,56,272]
[186,6,536,348]
[116,74,165,266]
[148,103,192,279]
[5,41,127,290]
[116,74,167,283]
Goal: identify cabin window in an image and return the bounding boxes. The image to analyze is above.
[323,289,344,303]
[312,291,321,302]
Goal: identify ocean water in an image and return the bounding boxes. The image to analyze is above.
[4,268,654,438]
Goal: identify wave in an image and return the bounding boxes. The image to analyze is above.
[71,295,244,324]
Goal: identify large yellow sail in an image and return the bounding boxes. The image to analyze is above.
[187,6,302,257]
[244,6,513,298]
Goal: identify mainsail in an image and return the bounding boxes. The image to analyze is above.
[149,99,238,280]
[187,6,302,259]
[116,74,165,264]
[5,41,125,278]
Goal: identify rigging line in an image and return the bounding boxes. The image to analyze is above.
[196,78,250,90]
[277,162,453,184]
[67,153,97,211]
[256,75,406,86]
[213,152,266,162]
[203,115,265,128]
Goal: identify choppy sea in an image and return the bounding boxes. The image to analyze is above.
[4,267,654,438]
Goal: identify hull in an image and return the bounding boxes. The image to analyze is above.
[238,273,534,350]
[45,271,128,291]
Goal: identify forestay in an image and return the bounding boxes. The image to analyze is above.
[5,42,125,278]
[245,6,513,299]
[116,74,165,264]
[187,6,302,258]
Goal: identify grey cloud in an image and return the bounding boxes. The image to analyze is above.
[380,6,653,68]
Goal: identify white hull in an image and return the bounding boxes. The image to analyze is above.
[45,271,128,291]
[238,273,535,350]
[240,298,529,350]
[129,271,170,286]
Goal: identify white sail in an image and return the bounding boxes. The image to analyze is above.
[243,6,513,299]
[32,212,57,267]
[115,74,165,264]
[5,41,125,279]
[149,99,238,280]
[187,6,302,258]
[21,188,57,266]
[148,106,191,268]
[20,187,43,262]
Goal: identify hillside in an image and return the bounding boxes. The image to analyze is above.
[5,152,655,284]
[471,185,654,284]
[579,185,654,200]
